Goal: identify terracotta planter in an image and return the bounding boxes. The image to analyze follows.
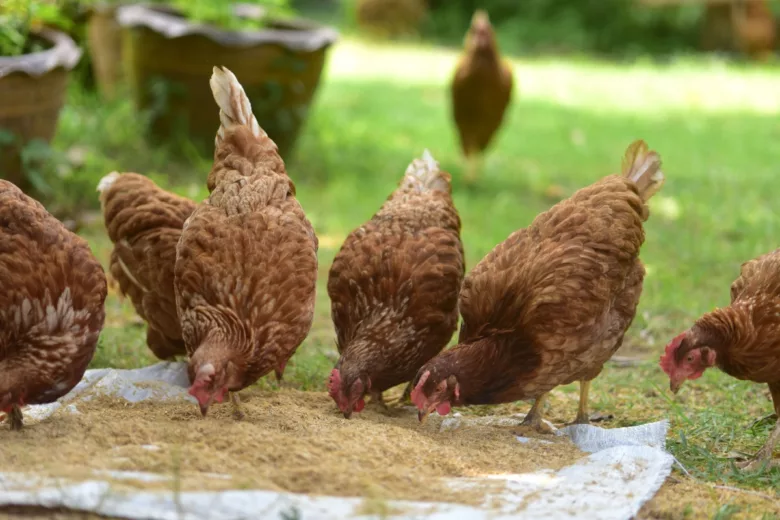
[117,4,338,159]
[0,29,82,192]
[87,4,124,99]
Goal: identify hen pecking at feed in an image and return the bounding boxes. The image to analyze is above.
[411,140,665,433]
[0,180,107,430]
[175,66,318,419]
[661,247,780,471]
[327,150,464,418]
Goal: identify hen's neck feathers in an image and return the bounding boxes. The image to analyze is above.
[692,304,756,361]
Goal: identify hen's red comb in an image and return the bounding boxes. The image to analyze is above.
[659,332,686,376]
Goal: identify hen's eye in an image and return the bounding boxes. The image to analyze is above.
[686,355,694,362]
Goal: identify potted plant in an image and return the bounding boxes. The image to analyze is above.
[117,0,338,159]
[0,0,82,192]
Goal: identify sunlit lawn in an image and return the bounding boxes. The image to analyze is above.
[60,37,780,517]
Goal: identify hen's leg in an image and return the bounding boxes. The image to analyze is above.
[386,382,413,407]
[740,385,780,471]
[571,380,591,425]
[9,405,23,431]
[738,419,780,471]
[399,381,413,404]
[369,391,389,411]
[464,154,482,185]
[513,393,554,435]
[230,392,245,421]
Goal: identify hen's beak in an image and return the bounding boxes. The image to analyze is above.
[418,405,434,424]
[343,409,353,420]
[670,378,684,394]
[199,395,215,417]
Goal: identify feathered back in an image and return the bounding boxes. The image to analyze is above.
[399,149,451,194]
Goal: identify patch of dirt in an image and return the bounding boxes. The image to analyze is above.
[0,388,582,507]
[639,477,780,519]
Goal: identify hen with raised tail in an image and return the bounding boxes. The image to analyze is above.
[175,66,318,418]
[411,140,664,431]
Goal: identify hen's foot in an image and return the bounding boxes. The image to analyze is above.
[230,392,245,421]
[738,420,780,472]
[749,413,778,429]
[512,393,555,435]
[369,391,389,411]
[9,405,23,431]
[386,382,413,407]
[568,412,591,426]
[512,417,555,436]
[399,381,413,405]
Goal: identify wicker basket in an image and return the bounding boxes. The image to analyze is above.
[117,4,338,159]
[0,29,82,192]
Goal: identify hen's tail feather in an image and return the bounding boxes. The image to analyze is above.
[621,140,665,202]
[402,149,451,193]
[209,66,269,148]
[97,171,121,207]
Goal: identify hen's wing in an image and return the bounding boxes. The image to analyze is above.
[0,181,106,406]
[730,248,780,302]
[99,172,195,359]
[721,248,780,384]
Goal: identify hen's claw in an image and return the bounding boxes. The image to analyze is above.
[512,393,555,435]
[9,405,23,431]
[369,391,388,411]
[738,419,780,472]
[230,392,245,421]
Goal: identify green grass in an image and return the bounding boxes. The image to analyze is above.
[48,36,780,516]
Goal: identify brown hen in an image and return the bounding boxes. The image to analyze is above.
[411,140,665,432]
[175,66,318,418]
[0,180,107,430]
[98,172,196,360]
[661,248,780,471]
[451,10,514,184]
[327,150,464,418]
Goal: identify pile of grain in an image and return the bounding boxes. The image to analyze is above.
[0,388,583,506]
